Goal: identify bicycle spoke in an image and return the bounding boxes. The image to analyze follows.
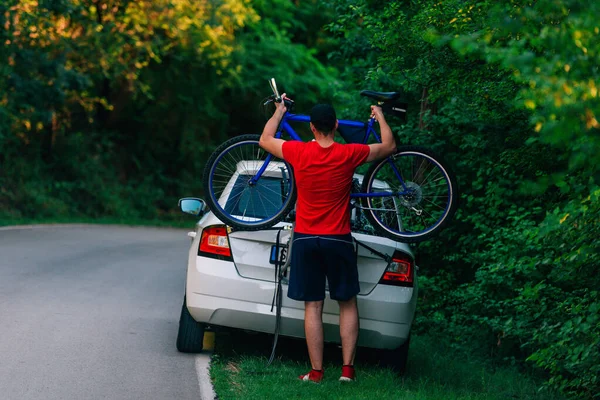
[242,190,251,220]
[419,165,440,187]
[229,187,249,217]
[422,197,447,210]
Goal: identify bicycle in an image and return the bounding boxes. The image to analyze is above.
[202,78,458,243]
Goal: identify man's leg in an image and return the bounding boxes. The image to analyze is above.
[288,234,327,381]
[338,296,359,366]
[304,300,324,370]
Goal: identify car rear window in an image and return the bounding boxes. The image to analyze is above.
[222,173,395,235]
[224,175,288,219]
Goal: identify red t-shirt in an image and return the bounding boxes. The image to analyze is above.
[282,141,370,235]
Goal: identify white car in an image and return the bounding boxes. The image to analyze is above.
[176,166,418,373]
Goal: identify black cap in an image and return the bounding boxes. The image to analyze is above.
[310,104,337,134]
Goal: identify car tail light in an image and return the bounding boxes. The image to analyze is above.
[379,251,414,287]
[198,225,232,261]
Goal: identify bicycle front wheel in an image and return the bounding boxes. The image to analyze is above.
[202,134,297,230]
[361,145,458,243]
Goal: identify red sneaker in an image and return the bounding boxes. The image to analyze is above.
[299,369,324,383]
[339,365,355,382]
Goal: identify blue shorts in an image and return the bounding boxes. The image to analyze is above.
[287,232,360,302]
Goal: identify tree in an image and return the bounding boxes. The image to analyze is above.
[1,0,339,219]
[329,1,599,397]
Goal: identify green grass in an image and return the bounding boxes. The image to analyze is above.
[210,330,564,400]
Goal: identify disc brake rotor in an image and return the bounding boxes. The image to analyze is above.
[398,181,423,208]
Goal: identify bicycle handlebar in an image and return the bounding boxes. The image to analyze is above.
[269,78,281,102]
[267,78,295,111]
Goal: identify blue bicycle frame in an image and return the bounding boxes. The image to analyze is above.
[249,113,411,198]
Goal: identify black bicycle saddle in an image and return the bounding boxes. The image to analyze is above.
[360,90,403,102]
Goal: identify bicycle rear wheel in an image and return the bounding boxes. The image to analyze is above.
[202,134,297,230]
[361,145,458,243]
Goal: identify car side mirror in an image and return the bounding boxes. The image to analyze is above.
[178,198,208,217]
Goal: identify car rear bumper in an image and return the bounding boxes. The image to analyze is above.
[186,257,417,350]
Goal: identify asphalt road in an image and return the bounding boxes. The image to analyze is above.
[0,225,204,400]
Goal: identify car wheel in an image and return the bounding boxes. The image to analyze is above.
[382,335,411,376]
[176,296,206,353]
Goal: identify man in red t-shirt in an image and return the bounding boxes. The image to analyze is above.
[259,94,396,383]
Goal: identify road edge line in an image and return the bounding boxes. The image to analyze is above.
[195,353,216,400]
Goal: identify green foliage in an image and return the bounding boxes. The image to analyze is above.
[450,0,600,179]
[419,189,600,399]
[330,0,600,398]
[1,0,338,220]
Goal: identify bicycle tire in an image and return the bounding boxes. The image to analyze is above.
[202,134,297,231]
[361,145,458,243]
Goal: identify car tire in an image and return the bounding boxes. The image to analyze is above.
[176,296,206,353]
[382,335,411,376]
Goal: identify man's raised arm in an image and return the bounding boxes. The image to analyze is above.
[366,106,396,163]
[258,94,288,159]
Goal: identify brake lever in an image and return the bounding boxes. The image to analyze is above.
[283,98,295,109]
[265,95,295,109]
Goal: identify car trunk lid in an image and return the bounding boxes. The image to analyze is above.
[228,226,402,295]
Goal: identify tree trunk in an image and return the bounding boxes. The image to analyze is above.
[419,86,437,131]
[41,112,57,163]
[95,0,111,129]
